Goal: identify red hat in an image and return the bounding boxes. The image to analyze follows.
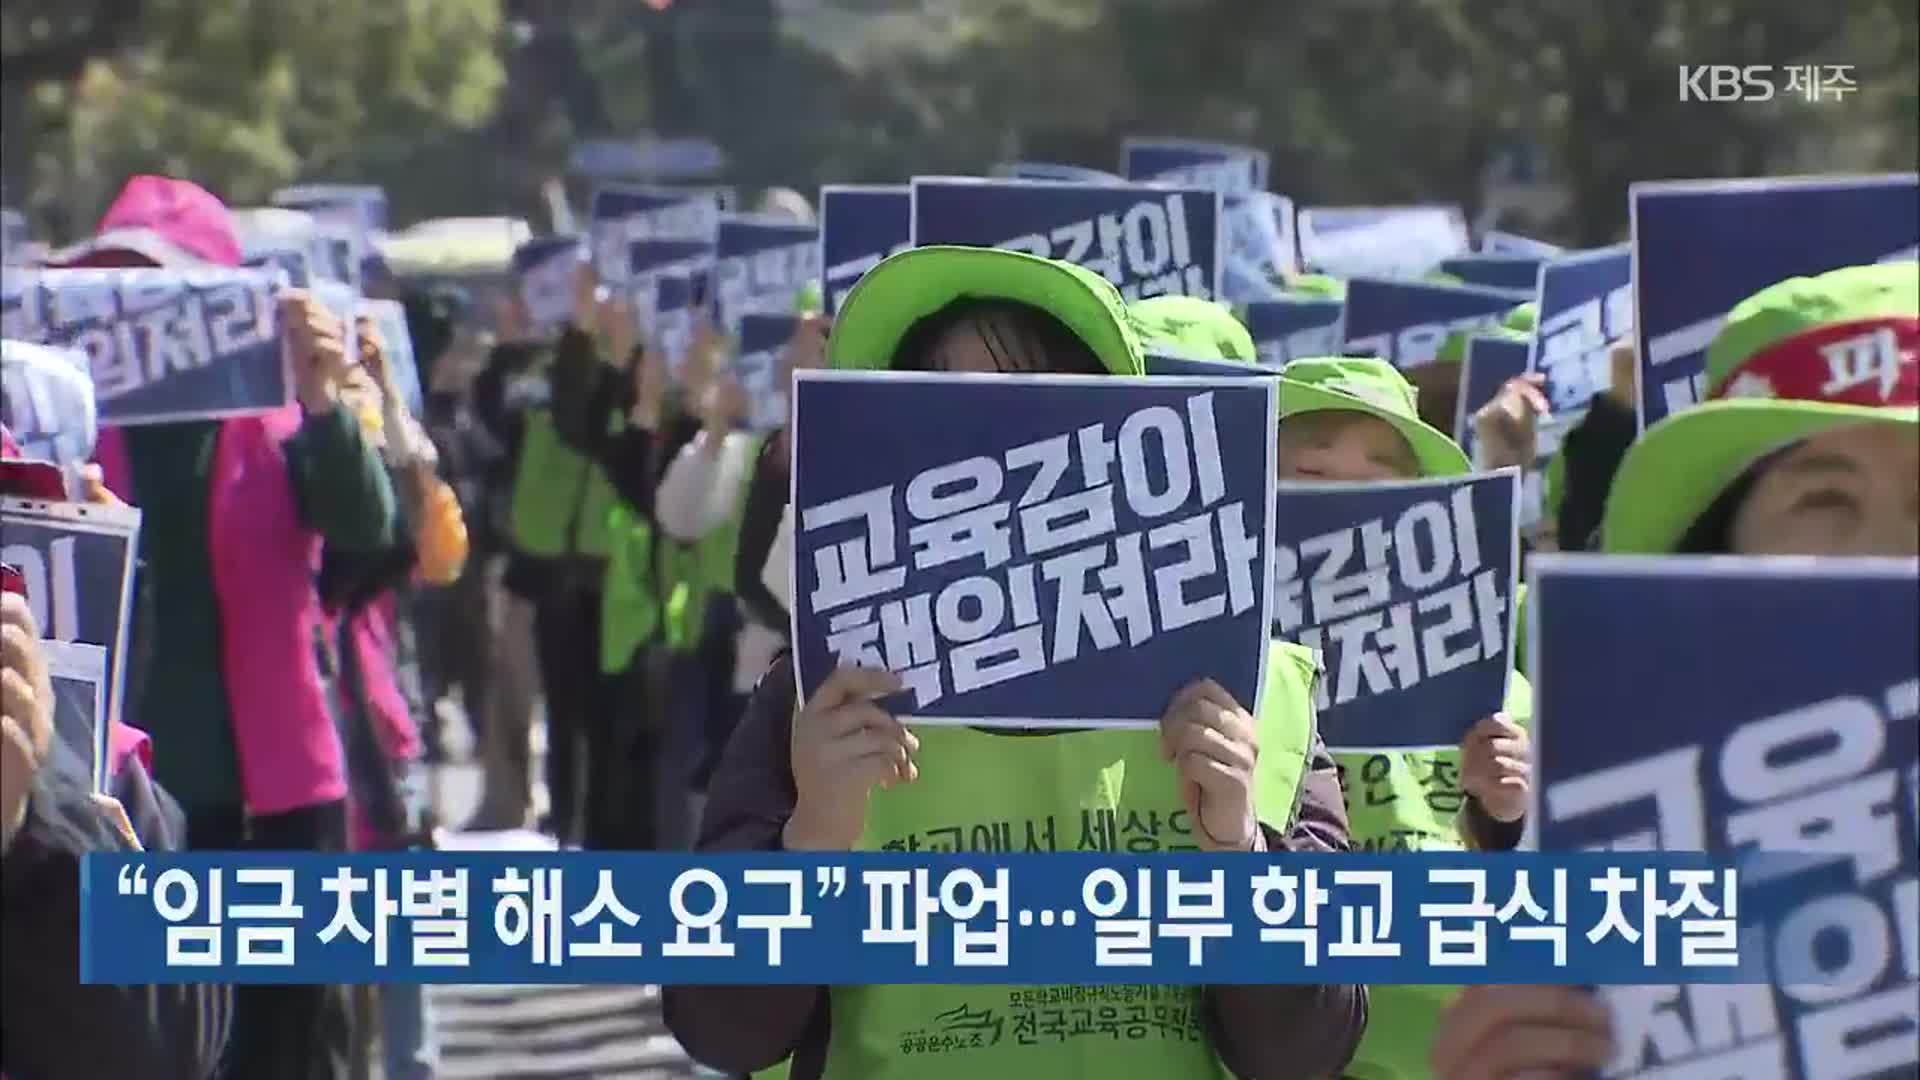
[42,175,242,269]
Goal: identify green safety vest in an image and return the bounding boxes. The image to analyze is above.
[509,408,620,560]
[1338,672,1535,1080]
[757,642,1320,1080]
[599,502,660,675]
[659,434,760,653]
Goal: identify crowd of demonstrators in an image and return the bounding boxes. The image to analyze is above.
[1,158,1914,1080]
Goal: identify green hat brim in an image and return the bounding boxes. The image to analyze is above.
[826,246,1144,376]
[1277,378,1472,477]
[1601,400,1920,554]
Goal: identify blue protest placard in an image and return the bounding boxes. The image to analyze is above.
[649,272,697,379]
[588,183,721,283]
[43,640,108,790]
[790,371,1276,727]
[1120,137,1269,196]
[1143,352,1273,379]
[1297,206,1470,280]
[512,235,585,340]
[1438,254,1545,293]
[1338,278,1530,369]
[1631,174,1920,430]
[4,268,292,426]
[819,185,912,316]
[1244,299,1343,370]
[311,278,360,374]
[628,237,716,341]
[714,214,819,334]
[2,340,97,468]
[1,497,141,788]
[736,313,796,434]
[1481,231,1562,258]
[1120,144,1289,301]
[992,163,1125,184]
[1527,555,1920,1080]
[361,299,424,419]
[1272,471,1519,752]
[2,206,28,264]
[80,849,1774,987]
[243,248,313,289]
[910,177,1223,302]
[1456,336,1531,460]
[272,184,389,233]
[1528,244,1631,457]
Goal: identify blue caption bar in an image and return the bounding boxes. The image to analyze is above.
[81,852,1780,986]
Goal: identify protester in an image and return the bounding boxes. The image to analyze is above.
[1258,355,1534,1080]
[319,317,467,1080]
[476,257,622,846]
[1431,261,1918,1080]
[3,591,232,1079]
[1471,337,1639,551]
[663,246,1366,1080]
[41,174,397,1080]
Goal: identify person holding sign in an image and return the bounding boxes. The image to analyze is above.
[4,590,233,1080]
[664,247,1364,1080]
[476,256,627,847]
[1267,355,1533,1080]
[43,174,395,1080]
[1431,262,1918,1080]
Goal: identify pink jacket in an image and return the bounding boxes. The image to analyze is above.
[205,408,348,815]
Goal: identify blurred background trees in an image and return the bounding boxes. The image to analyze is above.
[3,0,1914,244]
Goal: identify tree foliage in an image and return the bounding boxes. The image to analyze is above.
[3,0,1913,245]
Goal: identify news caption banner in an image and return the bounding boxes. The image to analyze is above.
[736,313,797,434]
[1,495,140,790]
[909,177,1223,303]
[1244,299,1343,370]
[1336,278,1531,370]
[715,214,819,334]
[1271,471,1520,753]
[588,182,721,285]
[819,184,912,316]
[1630,173,1919,430]
[1295,206,1470,281]
[1529,555,1920,1080]
[1455,336,1531,466]
[788,371,1276,728]
[83,850,1790,988]
[1527,243,1630,459]
[3,267,293,426]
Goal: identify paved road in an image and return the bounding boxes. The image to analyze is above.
[382,703,713,1080]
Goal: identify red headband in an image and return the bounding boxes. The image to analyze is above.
[1711,317,1920,407]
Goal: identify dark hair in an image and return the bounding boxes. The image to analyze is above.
[1674,453,1777,554]
[890,299,1105,375]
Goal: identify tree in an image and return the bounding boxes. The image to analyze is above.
[2,0,503,233]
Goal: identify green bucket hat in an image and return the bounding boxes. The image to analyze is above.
[1284,273,1347,301]
[1133,295,1257,363]
[826,246,1145,375]
[1437,301,1537,366]
[1602,261,1920,554]
[1278,356,1472,476]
